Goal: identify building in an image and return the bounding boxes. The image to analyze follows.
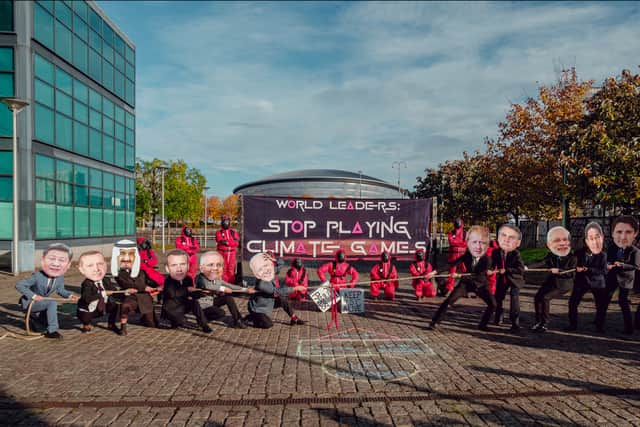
[233,169,401,199]
[0,0,136,272]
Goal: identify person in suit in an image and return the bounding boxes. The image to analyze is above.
[76,251,136,335]
[427,225,495,331]
[16,243,79,339]
[492,224,526,332]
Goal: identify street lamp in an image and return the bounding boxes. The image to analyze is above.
[358,170,362,199]
[203,186,210,248]
[557,121,575,229]
[392,161,407,198]
[157,163,169,253]
[1,97,30,276]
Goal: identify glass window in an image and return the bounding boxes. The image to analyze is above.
[74,165,88,185]
[38,0,54,13]
[55,113,73,150]
[34,54,54,84]
[114,72,124,98]
[116,210,126,234]
[90,208,102,236]
[89,28,101,53]
[89,88,101,111]
[114,175,125,192]
[115,123,124,141]
[0,0,13,32]
[103,98,114,118]
[125,61,134,81]
[103,117,114,136]
[103,209,114,235]
[114,53,125,73]
[74,185,88,206]
[55,1,72,28]
[88,7,101,32]
[73,36,88,73]
[0,177,12,201]
[115,141,125,167]
[125,128,134,146]
[125,145,135,170]
[34,104,54,144]
[103,42,114,65]
[125,112,134,129]
[0,202,12,239]
[73,80,88,103]
[73,13,88,40]
[126,211,135,234]
[89,108,101,130]
[89,187,102,207]
[89,168,102,187]
[73,1,88,20]
[34,4,54,50]
[55,90,72,116]
[0,104,10,136]
[114,192,124,209]
[103,136,114,163]
[74,100,88,124]
[0,151,11,174]
[56,182,72,204]
[114,105,124,124]
[56,159,73,182]
[125,79,134,106]
[114,35,125,56]
[54,20,72,62]
[56,205,73,237]
[103,172,114,191]
[103,62,114,91]
[125,45,134,64]
[35,154,55,179]
[36,203,56,238]
[36,178,55,202]
[0,74,13,97]
[88,48,101,81]
[35,80,54,107]
[74,206,89,237]
[89,128,102,160]
[0,47,13,71]
[55,68,73,95]
[103,23,114,46]
[73,121,88,155]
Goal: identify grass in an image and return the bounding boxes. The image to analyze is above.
[520,247,548,263]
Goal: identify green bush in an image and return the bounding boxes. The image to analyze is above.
[520,247,548,263]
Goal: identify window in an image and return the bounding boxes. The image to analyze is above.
[0,177,12,201]
[0,151,12,174]
[35,80,54,107]
[0,0,14,32]
[74,207,89,237]
[34,104,54,144]
[0,202,11,238]
[73,13,88,40]
[54,20,72,62]
[35,154,56,179]
[88,48,101,81]
[73,1,88,22]
[0,48,13,136]
[55,113,73,150]
[74,100,88,124]
[55,89,72,116]
[90,208,102,236]
[34,4,54,50]
[36,203,56,238]
[55,67,73,95]
[73,122,88,155]
[56,205,73,237]
[89,128,102,160]
[34,54,54,84]
[73,80,88,103]
[55,1,72,29]
[73,36,88,73]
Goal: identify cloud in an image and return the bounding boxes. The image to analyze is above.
[100,1,640,195]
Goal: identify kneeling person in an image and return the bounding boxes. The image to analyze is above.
[247,252,306,329]
[195,251,255,329]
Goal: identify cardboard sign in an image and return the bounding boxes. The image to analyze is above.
[339,288,365,313]
[310,286,340,312]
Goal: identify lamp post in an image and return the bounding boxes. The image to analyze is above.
[157,163,169,253]
[203,186,210,248]
[557,121,575,229]
[358,170,362,199]
[1,97,30,276]
[392,161,407,198]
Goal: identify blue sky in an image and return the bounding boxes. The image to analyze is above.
[98,1,640,197]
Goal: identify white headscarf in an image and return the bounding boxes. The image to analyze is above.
[111,239,141,278]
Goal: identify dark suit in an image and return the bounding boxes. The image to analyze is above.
[77,278,119,326]
[568,248,607,330]
[161,276,209,328]
[492,249,525,327]
[532,252,577,326]
[431,252,495,328]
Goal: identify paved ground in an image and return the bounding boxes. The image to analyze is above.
[1,264,640,426]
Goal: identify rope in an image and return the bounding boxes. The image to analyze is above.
[305,272,472,290]
[1,297,75,341]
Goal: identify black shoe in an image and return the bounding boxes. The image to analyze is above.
[44,331,63,339]
[509,325,521,333]
[202,325,213,333]
[564,325,577,332]
[233,319,248,329]
[534,324,547,333]
[478,324,491,332]
[108,323,122,336]
[120,324,128,336]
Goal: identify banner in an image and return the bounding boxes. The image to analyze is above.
[242,196,432,261]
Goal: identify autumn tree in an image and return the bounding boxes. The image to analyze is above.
[220,194,240,222]
[205,195,223,222]
[163,160,207,225]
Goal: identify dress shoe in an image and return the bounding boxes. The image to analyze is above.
[44,331,63,339]
[108,323,122,336]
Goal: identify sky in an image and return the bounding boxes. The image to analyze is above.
[98,1,640,197]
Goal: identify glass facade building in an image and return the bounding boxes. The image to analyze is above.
[0,0,135,272]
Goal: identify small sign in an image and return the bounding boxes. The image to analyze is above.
[310,286,339,312]
[339,288,365,313]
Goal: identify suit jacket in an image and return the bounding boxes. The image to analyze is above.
[162,276,195,317]
[248,279,296,315]
[116,269,154,314]
[450,251,492,289]
[606,244,640,290]
[491,249,525,289]
[530,252,577,291]
[575,248,607,290]
[77,277,119,313]
[16,271,72,309]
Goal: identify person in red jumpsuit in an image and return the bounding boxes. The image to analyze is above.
[370,251,399,300]
[409,249,437,300]
[175,226,200,279]
[285,258,309,301]
[317,249,359,291]
[486,239,499,295]
[215,215,240,283]
[445,218,467,294]
[136,238,166,289]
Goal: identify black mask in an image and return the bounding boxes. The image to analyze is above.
[184,228,192,237]
[140,240,151,250]
[222,219,230,229]
[416,251,424,261]
[382,252,389,262]
[337,252,345,263]
[453,218,463,229]
[293,259,303,269]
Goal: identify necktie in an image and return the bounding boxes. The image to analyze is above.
[617,247,624,261]
[96,281,106,312]
[46,278,53,294]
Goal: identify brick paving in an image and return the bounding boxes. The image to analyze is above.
[1,265,640,426]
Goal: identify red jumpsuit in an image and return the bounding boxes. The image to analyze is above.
[136,237,165,288]
[285,262,309,301]
[175,227,200,279]
[317,250,359,291]
[446,220,467,292]
[370,254,399,300]
[486,240,499,295]
[215,227,240,283]
[410,250,436,299]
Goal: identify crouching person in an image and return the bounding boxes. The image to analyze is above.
[77,251,137,335]
[247,252,306,329]
[162,249,212,333]
[16,243,78,339]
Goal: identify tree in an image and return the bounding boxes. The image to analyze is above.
[206,195,223,222]
[220,194,240,221]
[135,158,167,227]
[164,160,207,225]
